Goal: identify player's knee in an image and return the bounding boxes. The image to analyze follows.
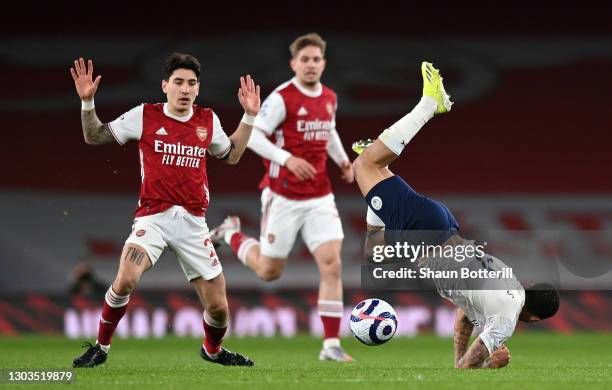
[319,256,342,279]
[352,155,365,176]
[257,267,283,282]
[113,274,139,295]
[205,300,229,319]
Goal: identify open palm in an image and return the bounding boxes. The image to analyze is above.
[70,58,101,101]
[237,75,261,116]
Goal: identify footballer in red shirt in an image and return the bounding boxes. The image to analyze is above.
[70,53,260,367]
[211,34,354,361]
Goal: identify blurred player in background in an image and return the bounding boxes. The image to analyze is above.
[211,33,354,361]
[352,61,559,368]
[69,53,260,367]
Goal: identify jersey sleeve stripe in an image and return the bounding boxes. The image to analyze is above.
[214,143,232,159]
[106,122,125,145]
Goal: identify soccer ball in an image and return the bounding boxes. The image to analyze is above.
[349,298,397,346]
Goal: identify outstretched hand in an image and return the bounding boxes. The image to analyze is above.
[238,75,261,116]
[70,58,101,101]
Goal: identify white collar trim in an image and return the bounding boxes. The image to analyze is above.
[163,103,193,122]
[291,77,322,98]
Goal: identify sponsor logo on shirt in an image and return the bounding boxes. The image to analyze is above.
[297,106,308,116]
[156,127,168,135]
[155,140,205,169]
[296,119,332,132]
[296,119,333,141]
[135,229,146,237]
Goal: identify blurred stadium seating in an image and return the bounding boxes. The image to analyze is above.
[1,5,610,336]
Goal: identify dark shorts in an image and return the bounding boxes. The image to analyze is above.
[365,175,459,246]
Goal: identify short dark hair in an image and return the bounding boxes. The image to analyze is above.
[164,53,201,80]
[524,283,560,320]
[289,33,326,58]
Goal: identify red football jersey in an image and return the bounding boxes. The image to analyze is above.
[254,79,337,199]
[108,103,231,217]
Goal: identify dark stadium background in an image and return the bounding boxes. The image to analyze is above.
[0,5,610,339]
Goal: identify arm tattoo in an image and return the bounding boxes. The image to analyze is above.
[457,338,490,369]
[124,246,146,266]
[364,224,385,260]
[81,109,114,145]
[454,308,475,366]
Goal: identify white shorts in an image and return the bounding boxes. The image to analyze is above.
[259,187,344,258]
[124,206,222,281]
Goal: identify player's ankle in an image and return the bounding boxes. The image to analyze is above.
[419,96,438,116]
[95,341,110,353]
[323,338,340,349]
[224,229,239,244]
[204,349,220,360]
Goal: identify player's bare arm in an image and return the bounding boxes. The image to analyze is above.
[70,58,113,145]
[80,110,114,145]
[339,161,354,183]
[327,129,353,183]
[364,224,385,260]
[453,308,475,366]
[456,337,510,369]
[225,75,261,164]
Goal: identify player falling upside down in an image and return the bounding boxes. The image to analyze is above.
[352,62,560,368]
[211,33,354,361]
[69,53,259,367]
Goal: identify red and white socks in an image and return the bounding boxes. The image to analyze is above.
[318,300,343,348]
[202,311,228,359]
[227,231,259,266]
[96,286,130,353]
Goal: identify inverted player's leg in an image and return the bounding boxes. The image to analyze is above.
[352,139,396,196]
[352,61,452,196]
[191,274,254,366]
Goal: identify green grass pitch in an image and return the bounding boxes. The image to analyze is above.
[1,333,610,389]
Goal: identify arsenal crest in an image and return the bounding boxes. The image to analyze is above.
[196,127,208,141]
[326,102,334,115]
